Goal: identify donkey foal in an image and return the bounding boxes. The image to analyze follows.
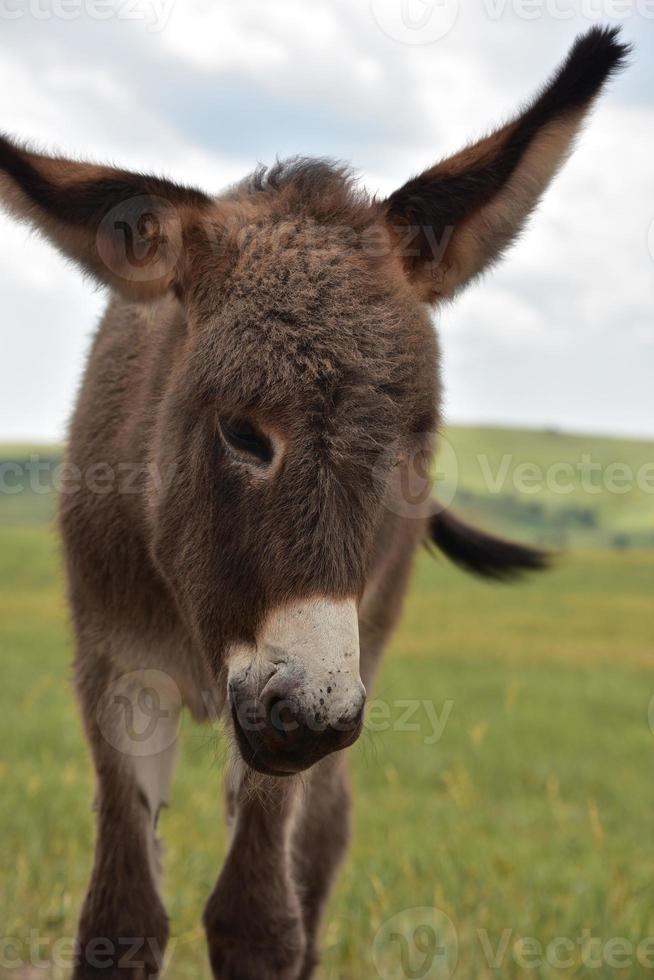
[0,27,627,980]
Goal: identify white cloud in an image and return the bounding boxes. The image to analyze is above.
[160,3,288,75]
[0,0,652,440]
[437,96,654,435]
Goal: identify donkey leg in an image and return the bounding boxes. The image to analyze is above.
[291,754,352,980]
[74,656,181,979]
[203,764,306,980]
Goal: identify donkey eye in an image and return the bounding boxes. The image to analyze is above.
[218,416,272,464]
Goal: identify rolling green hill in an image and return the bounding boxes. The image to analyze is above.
[1,426,652,548]
[439,426,654,550]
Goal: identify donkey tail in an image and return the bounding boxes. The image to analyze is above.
[427,507,550,581]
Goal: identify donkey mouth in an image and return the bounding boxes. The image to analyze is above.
[230,701,298,778]
[230,699,363,777]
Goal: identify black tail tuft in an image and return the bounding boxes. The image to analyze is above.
[428,509,550,581]
[535,26,632,119]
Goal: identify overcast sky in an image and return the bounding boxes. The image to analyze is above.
[0,0,652,441]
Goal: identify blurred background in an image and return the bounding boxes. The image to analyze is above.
[1,2,653,978]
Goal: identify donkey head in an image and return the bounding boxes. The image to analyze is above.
[0,28,627,775]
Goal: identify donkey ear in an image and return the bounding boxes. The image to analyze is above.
[0,135,212,300]
[384,27,630,302]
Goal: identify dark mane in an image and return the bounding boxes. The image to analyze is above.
[244,156,352,194]
[239,156,370,222]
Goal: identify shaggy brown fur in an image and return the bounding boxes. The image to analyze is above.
[0,27,626,979]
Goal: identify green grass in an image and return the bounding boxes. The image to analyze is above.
[2,516,654,979]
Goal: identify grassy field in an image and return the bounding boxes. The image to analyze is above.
[1,430,654,979]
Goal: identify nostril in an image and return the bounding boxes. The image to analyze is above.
[267,696,300,738]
